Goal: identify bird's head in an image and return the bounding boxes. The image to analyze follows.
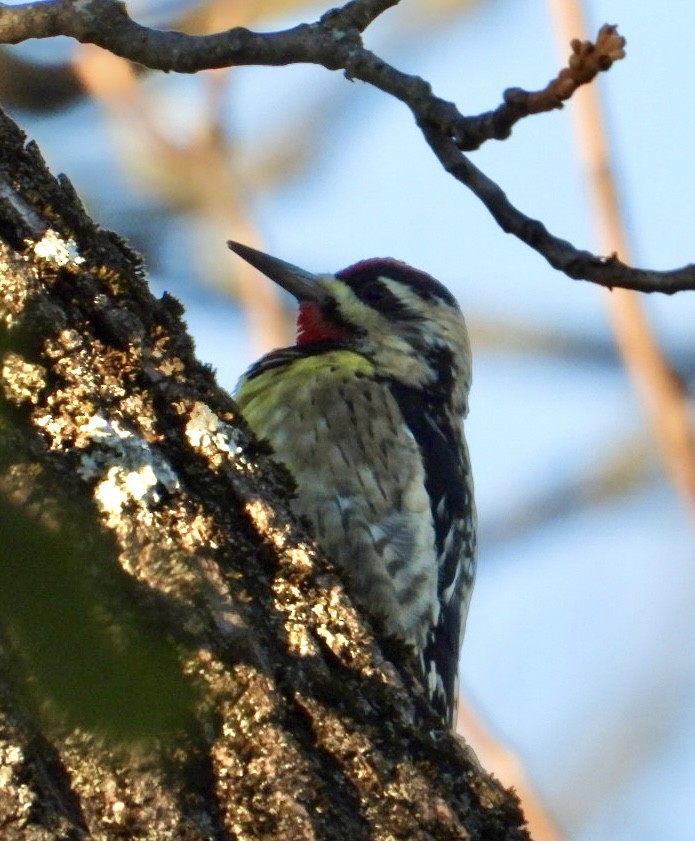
[228,241,472,413]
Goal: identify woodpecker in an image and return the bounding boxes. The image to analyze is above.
[229,241,476,727]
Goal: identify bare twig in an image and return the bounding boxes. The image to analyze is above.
[322,0,403,32]
[0,0,618,151]
[1,0,692,293]
[465,24,625,149]
[0,0,380,70]
[420,126,695,292]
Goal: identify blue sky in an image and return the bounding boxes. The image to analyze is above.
[7,1,695,838]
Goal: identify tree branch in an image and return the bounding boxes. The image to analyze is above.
[0,1,690,292]
[0,0,622,146]
[0,0,680,294]
[321,0,403,32]
[421,127,695,294]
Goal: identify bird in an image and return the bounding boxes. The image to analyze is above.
[229,240,476,727]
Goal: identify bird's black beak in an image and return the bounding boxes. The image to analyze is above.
[227,241,331,306]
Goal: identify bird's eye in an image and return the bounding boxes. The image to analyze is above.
[360,281,394,309]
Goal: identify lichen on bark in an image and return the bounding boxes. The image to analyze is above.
[0,106,528,841]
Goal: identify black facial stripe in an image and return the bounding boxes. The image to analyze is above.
[351,278,411,319]
[337,260,459,310]
[317,299,357,334]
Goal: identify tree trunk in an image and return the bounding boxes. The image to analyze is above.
[0,106,529,841]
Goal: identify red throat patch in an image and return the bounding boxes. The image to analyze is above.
[296,302,350,345]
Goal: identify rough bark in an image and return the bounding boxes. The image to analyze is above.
[0,106,529,841]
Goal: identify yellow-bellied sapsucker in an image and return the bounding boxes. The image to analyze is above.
[229,241,476,727]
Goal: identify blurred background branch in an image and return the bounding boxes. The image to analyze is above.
[548,0,695,515]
